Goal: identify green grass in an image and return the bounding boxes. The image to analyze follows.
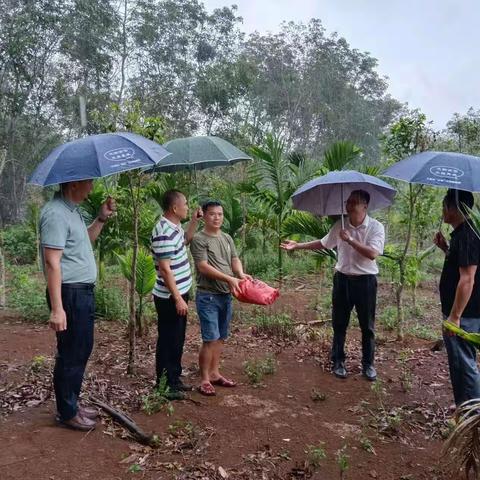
[244,355,277,385]
[250,311,296,339]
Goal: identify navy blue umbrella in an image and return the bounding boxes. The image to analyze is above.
[292,170,396,223]
[382,151,480,192]
[29,132,171,187]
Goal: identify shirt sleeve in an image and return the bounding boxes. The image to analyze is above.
[320,220,340,250]
[151,223,179,260]
[40,209,68,250]
[228,235,238,258]
[190,235,208,264]
[457,229,480,267]
[366,221,385,255]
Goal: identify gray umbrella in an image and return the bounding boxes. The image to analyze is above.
[292,170,396,227]
[150,136,251,173]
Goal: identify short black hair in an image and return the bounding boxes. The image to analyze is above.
[350,189,370,205]
[444,189,474,215]
[161,189,184,211]
[202,200,223,213]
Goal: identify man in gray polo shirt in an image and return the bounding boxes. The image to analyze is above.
[40,179,115,431]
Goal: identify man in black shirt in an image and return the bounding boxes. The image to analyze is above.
[434,189,480,406]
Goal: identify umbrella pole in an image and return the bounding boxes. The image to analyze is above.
[341,184,345,229]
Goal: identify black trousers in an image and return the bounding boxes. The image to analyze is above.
[47,283,95,421]
[154,293,189,387]
[331,272,377,367]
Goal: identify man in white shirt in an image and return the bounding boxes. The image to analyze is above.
[281,190,385,381]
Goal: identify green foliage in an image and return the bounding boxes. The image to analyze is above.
[378,306,398,331]
[141,374,173,416]
[31,355,47,373]
[323,141,361,171]
[95,285,128,322]
[305,443,327,469]
[359,437,375,454]
[115,248,156,296]
[243,355,277,385]
[406,323,437,341]
[250,311,296,339]
[7,265,48,322]
[1,225,37,265]
[336,445,350,476]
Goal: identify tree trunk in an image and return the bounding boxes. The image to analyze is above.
[0,241,5,309]
[127,176,138,374]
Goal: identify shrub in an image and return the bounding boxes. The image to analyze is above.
[95,285,129,322]
[251,311,296,339]
[379,306,397,331]
[244,355,277,385]
[1,225,37,265]
[7,266,48,322]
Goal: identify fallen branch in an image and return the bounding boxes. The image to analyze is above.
[88,395,158,446]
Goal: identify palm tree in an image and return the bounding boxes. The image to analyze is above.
[248,134,324,282]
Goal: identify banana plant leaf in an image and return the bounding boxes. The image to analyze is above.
[115,248,156,296]
[443,320,480,349]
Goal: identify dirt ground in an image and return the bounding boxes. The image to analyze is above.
[0,279,454,480]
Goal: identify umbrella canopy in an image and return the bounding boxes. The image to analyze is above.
[29,132,171,187]
[382,151,480,192]
[292,170,396,217]
[150,136,251,173]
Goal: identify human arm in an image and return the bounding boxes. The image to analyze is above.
[184,208,203,245]
[280,239,326,251]
[232,257,252,281]
[157,259,188,315]
[88,196,117,242]
[44,247,67,332]
[434,231,449,254]
[196,260,242,295]
[339,229,380,260]
[447,265,477,329]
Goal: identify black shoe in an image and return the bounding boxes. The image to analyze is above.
[164,389,186,401]
[333,362,347,379]
[172,381,194,392]
[362,365,377,381]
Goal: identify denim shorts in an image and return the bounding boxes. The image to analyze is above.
[196,291,232,342]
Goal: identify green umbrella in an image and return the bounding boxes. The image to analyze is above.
[151,136,251,173]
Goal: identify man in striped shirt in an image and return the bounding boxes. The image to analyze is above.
[151,190,202,399]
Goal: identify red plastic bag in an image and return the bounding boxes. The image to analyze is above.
[233,278,280,305]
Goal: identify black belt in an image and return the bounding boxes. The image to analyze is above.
[337,272,375,280]
[61,283,95,290]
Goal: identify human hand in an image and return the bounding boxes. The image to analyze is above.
[49,309,67,332]
[175,296,188,316]
[445,315,460,337]
[339,229,351,243]
[434,231,448,251]
[98,196,117,222]
[228,276,242,295]
[192,207,203,222]
[280,240,298,251]
[240,273,253,282]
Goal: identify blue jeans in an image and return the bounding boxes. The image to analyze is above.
[47,284,95,421]
[196,291,232,342]
[443,316,480,406]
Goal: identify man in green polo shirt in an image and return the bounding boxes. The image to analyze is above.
[190,200,251,396]
[40,179,115,431]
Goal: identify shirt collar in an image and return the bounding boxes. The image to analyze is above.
[54,191,78,212]
[161,215,181,231]
[347,214,370,229]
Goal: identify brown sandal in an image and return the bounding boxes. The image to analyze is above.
[211,376,236,388]
[197,382,216,396]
